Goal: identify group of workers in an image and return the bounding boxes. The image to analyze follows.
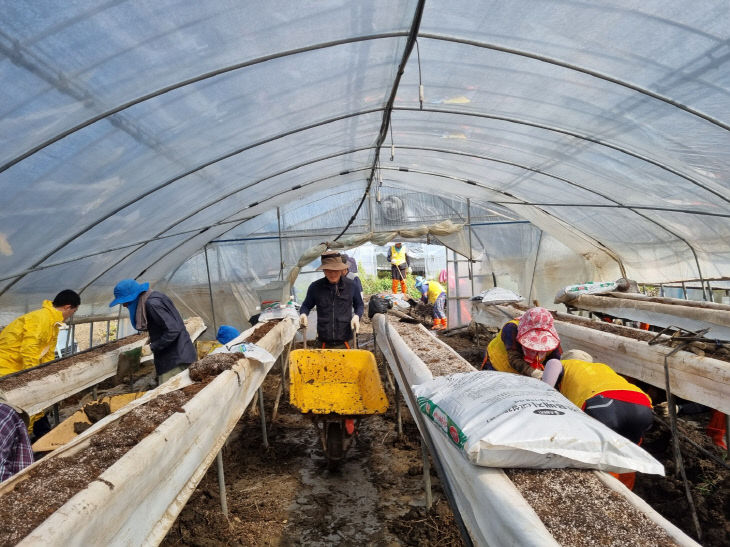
[0,280,198,481]
[1,249,726,487]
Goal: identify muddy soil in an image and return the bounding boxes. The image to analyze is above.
[161,334,463,546]
[439,329,730,546]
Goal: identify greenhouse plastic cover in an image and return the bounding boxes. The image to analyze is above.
[2,1,730,321]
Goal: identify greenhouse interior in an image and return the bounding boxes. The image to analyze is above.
[1,1,729,546]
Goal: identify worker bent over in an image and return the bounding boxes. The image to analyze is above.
[542,357,653,489]
[482,307,562,379]
[387,242,410,295]
[299,252,364,349]
[415,276,447,330]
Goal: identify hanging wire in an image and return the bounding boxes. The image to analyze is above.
[389,122,395,161]
[416,39,424,109]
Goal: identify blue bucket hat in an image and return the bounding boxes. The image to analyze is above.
[415,276,426,292]
[109,279,150,307]
[216,325,240,345]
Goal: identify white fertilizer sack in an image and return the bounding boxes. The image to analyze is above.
[474,287,523,304]
[413,371,664,474]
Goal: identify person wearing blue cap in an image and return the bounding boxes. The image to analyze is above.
[110,279,197,384]
[216,325,240,345]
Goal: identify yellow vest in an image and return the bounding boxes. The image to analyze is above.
[425,280,445,304]
[487,319,520,374]
[559,359,650,409]
[0,300,64,376]
[390,245,407,266]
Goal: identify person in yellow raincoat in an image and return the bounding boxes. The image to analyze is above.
[542,356,653,490]
[0,290,80,439]
[0,290,80,377]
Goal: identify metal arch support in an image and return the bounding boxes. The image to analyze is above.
[0,32,408,175]
[0,109,384,298]
[393,106,730,206]
[375,164,627,277]
[6,142,724,287]
[418,33,730,133]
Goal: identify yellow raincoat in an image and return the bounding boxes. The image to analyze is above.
[0,300,64,377]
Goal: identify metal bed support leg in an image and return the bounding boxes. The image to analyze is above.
[216,450,228,517]
[258,386,269,448]
[395,382,403,439]
[421,439,433,509]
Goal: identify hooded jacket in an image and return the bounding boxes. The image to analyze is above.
[0,300,64,376]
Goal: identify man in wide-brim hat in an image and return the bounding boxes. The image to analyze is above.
[299,252,364,348]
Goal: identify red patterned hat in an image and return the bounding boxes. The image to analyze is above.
[517,307,560,352]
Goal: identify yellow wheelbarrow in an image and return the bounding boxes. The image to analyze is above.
[289,348,389,469]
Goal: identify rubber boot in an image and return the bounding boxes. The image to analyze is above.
[392,279,399,294]
[439,318,448,330]
[608,471,636,490]
[707,410,728,449]
[400,280,407,294]
[431,318,442,330]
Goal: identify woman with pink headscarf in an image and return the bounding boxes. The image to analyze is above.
[481,307,562,379]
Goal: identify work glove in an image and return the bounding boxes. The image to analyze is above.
[529,368,543,380]
[299,313,308,328]
[406,267,412,274]
[391,259,397,265]
[350,315,360,333]
[141,344,152,357]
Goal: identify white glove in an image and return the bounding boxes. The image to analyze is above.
[141,344,152,357]
[391,259,397,265]
[299,313,308,328]
[406,267,412,274]
[350,315,360,333]
[529,368,543,380]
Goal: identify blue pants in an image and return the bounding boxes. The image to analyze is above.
[432,293,446,319]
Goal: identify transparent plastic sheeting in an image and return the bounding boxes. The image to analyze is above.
[2,1,730,320]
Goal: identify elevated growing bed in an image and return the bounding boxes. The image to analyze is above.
[472,303,730,415]
[373,315,697,547]
[0,317,297,546]
[0,317,206,416]
[557,292,730,341]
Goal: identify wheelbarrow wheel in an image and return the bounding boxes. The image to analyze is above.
[326,421,344,470]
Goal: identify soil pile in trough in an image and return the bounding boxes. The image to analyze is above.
[439,327,730,545]
[0,332,147,391]
[399,322,681,545]
[0,352,240,546]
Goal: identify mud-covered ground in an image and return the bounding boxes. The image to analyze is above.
[161,332,463,546]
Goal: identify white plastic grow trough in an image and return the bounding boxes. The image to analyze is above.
[0,317,206,416]
[373,315,698,547]
[0,317,298,546]
[471,302,730,415]
[558,292,730,341]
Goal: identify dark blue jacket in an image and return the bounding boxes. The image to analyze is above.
[145,291,197,375]
[300,276,364,343]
